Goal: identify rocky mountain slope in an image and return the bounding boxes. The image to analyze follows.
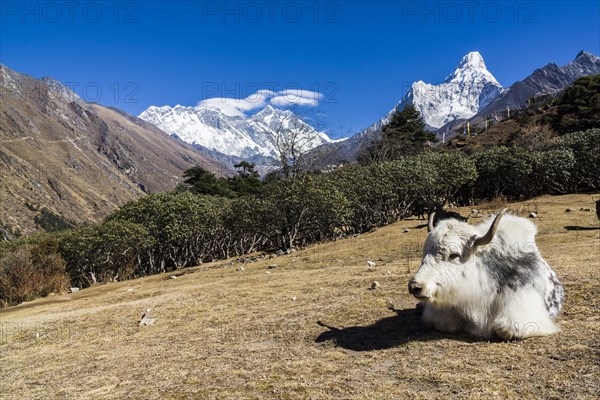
[473,50,600,120]
[0,64,229,237]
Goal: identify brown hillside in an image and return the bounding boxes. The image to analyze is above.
[0,65,230,236]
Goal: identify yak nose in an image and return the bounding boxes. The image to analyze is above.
[408,279,423,297]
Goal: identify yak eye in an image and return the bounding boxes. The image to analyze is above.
[449,254,461,261]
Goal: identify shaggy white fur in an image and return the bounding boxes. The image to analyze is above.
[409,211,563,340]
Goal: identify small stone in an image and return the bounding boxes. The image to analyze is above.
[139,317,156,326]
[127,288,134,292]
[236,266,245,271]
[403,228,410,233]
[69,287,79,293]
[580,207,592,212]
[265,271,271,274]
[566,208,573,212]
[471,209,480,215]
[268,264,279,269]
[370,281,381,290]
[138,309,156,326]
[367,260,376,268]
[170,275,177,279]
[386,271,392,275]
[292,297,297,301]
[528,212,538,218]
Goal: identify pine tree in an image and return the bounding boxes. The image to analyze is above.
[182,166,235,197]
[229,161,262,196]
[365,105,437,162]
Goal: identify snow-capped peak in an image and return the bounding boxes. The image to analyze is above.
[138,104,331,160]
[444,51,500,86]
[389,51,503,129]
[457,51,486,70]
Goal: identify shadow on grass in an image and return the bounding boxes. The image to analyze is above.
[315,305,474,351]
[564,226,600,231]
[412,223,429,230]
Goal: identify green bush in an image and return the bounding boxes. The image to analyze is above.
[240,176,351,250]
[557,128,600,191]
[468,146,578,201]
[60,220,151,287]
[329,152,477,230]
[552,75,600,133]
[107,192,230,272]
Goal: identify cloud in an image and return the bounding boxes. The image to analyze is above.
[197,94,269,117]
[270,90,323,107]
[196,89,323,116]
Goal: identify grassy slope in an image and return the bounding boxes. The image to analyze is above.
[1,194,599,399]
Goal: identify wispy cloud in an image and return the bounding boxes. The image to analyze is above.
[197,89,323,116]
[270,90,323,107]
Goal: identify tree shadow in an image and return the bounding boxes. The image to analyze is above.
[315,305,475,351]
[564,225,600,231]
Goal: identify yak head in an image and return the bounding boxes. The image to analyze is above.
[408,209,507,306]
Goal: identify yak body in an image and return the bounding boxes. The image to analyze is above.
[409,212,563,340]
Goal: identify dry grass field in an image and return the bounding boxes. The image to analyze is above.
[1,194,599,399]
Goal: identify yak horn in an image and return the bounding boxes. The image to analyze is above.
[427,212,436,233]
[473,208,507,247]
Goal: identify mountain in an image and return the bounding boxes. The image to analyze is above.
[313,50,600,166]
[138,104,332,163]
[0,64,230,237]
[312,51,502,164]
[472,50,600,120]
[398,51,502,130]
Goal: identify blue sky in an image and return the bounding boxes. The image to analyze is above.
[1,1,598,138]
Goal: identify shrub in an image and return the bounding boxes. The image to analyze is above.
[247,176,351,250]
[0,235,69,308]
[107,192,230,272]
[557,128,600,191]
[552,75,600,133]
[330,152,477,229]
[59,220,151,287]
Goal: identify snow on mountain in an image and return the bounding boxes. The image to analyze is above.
[395,51,502,129]
[308,51,503,165]
[139,104,331,159]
